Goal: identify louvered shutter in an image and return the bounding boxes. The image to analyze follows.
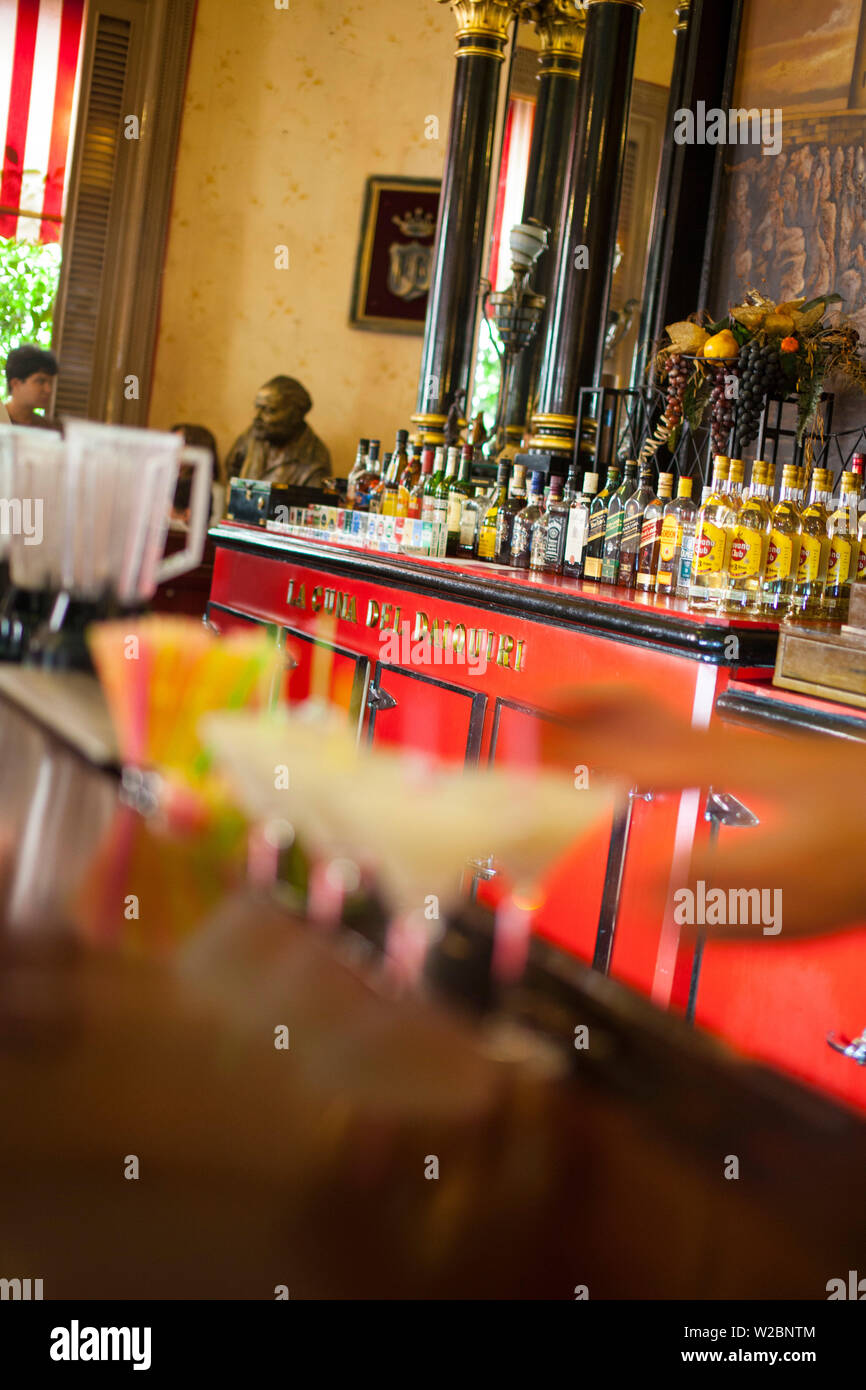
[51,0,194,423]
[52,11,133,417]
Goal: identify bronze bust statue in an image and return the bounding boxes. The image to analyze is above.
[225,375,331,487]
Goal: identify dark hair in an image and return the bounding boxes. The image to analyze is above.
[5,344,59,390]
[171,422,218,473]
[170,425,217,513]
[172,469,193,513]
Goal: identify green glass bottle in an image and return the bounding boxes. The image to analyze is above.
[582,464,621,582]
[601,459,638,583]
[446,445,473,557]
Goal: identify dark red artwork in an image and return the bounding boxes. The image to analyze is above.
[351,177,441,334]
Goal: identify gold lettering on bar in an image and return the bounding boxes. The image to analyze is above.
[285,584,528,674]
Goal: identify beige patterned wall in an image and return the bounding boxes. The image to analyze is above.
[149,0,675,476]
[148,0,455,476]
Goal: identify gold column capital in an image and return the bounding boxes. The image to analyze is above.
[523,1,585,64]
[674,0,691,33]
[441,0,520,48]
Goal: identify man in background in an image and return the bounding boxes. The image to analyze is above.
[3,344,59,428]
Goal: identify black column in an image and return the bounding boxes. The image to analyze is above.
[630,1,692,387]
[505,1,585,449]
[412,1,518,447]
[633,0,743,385]
[529,0,642,457]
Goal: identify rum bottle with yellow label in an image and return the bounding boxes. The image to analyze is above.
[825,470,861,620]
[688,456,731,607]
[724,460,772,613]
[762,464,802,614]
[789,468,833,617]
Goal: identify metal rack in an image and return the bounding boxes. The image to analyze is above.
[573,383,841,496]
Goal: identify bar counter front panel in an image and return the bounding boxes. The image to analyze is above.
[208,522,866,1113]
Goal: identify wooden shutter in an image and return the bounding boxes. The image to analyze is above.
[51,0,194,423]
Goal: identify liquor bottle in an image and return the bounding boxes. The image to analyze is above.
[656,476,696,593]
[601,459,638,583]
[510,471,545,569]
[420,447,445,554]
[762,463,803,614]
[723,459,772,613]
[530,473,568,574]
[634,471,674,593]
[354,440,381,513]
[582,464,621,582]
[689,458,733,606]
[857,509,866,584]
[700,455,729,504]
[477,462,511,562]
[431,446,459,559]
[390,429,411,517]
[674,479,699,597]
[369,452,390,515]
[345,437,370,510]
[790,468,833,617]
[618,463,655,589]
[409,447,434,520]
[447,445,473,557]
[381,448,401,516]
[724,457,745,512]
[494,462,528,564]
[562,462,580,510]
[825,470,861,620]
[400,437,421,492]
[795,465,808,510]
[563,471,599,580]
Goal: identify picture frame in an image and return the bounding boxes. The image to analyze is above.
[349,175,441,335]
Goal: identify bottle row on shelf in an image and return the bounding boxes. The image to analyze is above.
[268,432,866,622]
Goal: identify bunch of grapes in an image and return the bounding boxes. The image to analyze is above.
[734,341,787,451]
[709,361,737,455]
[663,352,689,428]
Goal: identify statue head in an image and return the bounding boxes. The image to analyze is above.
[252,375,312,442]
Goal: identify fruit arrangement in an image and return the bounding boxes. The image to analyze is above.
[641,289,866,463]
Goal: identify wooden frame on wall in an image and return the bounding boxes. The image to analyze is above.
[349,175,441,336]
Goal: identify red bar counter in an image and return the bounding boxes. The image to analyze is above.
[207,520,866,1112]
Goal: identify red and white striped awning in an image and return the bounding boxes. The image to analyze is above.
[0,0,84,244]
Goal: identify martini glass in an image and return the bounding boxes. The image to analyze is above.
[202,705,610,986]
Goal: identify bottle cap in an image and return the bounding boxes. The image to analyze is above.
[583,471,599,493]
[359,438,370,450]
[396,429,409,443]
[677,476,693,498]
[852,453,865,474]
[841,470,860,490]
[658,471,674,493]
[782,464,799,483]
[729,458,745,481]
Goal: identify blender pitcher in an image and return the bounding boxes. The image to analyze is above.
[61,421,211,603]
[7,430,67,592]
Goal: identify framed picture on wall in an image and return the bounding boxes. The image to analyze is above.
[350,176,440,334]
